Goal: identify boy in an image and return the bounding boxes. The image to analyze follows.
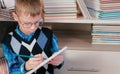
[1,0,64,74]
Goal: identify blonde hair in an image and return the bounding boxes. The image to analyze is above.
[15,0,41,17]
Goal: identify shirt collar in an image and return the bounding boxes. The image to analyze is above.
[15,26,34,41]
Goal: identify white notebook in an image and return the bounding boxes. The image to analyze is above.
[26,46,67,74]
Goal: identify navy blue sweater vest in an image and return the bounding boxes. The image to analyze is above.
[2,27,54,74]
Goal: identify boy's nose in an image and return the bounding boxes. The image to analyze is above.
[30,24,36,29]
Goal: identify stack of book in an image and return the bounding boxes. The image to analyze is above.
[0,9,13,21]
[43,0,77,20]
[0,0,14,21]
[84,0,120,20]
[92,25,120,44]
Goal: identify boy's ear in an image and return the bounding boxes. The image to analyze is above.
[12,12,18,21]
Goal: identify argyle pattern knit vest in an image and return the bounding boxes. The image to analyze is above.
[2,27,54,74]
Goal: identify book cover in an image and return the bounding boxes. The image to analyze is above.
[77,0,91,19]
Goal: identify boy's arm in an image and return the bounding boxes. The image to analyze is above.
[2,44,27,74]
[51,34,64,69]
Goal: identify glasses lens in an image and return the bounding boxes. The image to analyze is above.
[23,23,32,28]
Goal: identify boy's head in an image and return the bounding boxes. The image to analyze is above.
[15,0,41,17]
[12,0,43,35]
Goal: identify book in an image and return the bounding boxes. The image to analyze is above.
[26,46,67,74]
[84,0,120,19]
[84,0,120,11]
[45,16,77,20]
[44,12,77,20]
[0,9,13,21]
[44,4,76,8]
[76,0,91,19]
[44,7,77,13]
[43,0,76,3]
[93,25,120,32]
[43,0,77,20]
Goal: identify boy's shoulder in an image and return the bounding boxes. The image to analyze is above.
[41,27,53,33]
[41,27,52,31]
[39,27,53,38]
[1,32,12,44]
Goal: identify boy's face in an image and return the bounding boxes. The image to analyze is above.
[13,12,42,35]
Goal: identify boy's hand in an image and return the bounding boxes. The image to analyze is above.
[48,53,64,66]
[25,54,43,71]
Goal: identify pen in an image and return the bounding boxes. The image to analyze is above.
[15,54,34,58]
[15,54,47,60]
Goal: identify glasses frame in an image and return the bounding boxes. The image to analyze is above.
[16,13,44,28]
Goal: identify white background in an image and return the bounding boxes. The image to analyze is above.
[55,50,120,74]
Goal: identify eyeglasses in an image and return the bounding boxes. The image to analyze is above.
[18,18,43,28]
[16,13,43,28]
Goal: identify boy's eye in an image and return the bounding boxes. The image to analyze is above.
[23,23,32,27]
[24,23,31,25]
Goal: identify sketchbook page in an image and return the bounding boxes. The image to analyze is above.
[26,46,67,74]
